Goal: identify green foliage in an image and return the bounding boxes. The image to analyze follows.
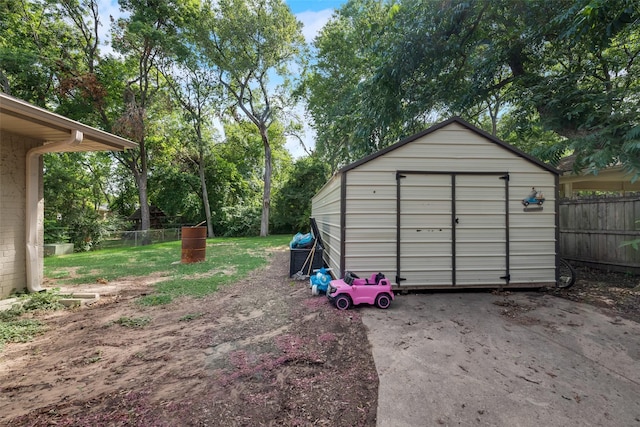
[219,203,263,237]
[44,218,71,244]
[0,289,64,349]
[104,158,136,212]
[621,239,640,251]
[198,0,306,236]
[0,319,43,349]
[137,294,173,306]
[303,0,640,175]
[300,0,399,170]
[43,152,129,250]
[112,316,151,329]
[149,160,203,225]
[0,305,23,323]
[2,0,311,242]
[45,210,128,251]
[19,289,64,312]
[271,156,332,234]
[147,118,289,235]
[620,220,640,250]
[0,0,79,104]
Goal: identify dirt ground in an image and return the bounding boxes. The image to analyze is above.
[550,264,640,324]
[1,249,377,426]
[1,251,638,426]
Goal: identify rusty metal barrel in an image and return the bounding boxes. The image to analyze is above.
[181,226,207,263]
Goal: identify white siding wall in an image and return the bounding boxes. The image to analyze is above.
[0,132,43,298]
[311,174,342,275]
[344,122,557,287]
[343,171,397,275]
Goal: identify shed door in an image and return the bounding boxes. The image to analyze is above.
[454,174,508,285]
[397,172,509,287]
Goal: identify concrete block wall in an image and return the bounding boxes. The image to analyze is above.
[1,132,43,299]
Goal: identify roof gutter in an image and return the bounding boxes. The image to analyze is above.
[25,130,83,292]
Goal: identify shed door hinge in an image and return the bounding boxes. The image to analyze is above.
[500,274,511,283]
[500,174,510,181]
[396,276,406,284]
[396,173,406,179]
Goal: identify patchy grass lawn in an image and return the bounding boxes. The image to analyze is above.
[44,235,290,304]
[2,236,290,348]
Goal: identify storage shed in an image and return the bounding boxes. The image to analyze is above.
[311,117,560,289]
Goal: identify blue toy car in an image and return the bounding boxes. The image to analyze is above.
[522,187,545,206]
[310,267,332,295]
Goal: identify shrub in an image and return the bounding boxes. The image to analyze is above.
[220,203,262,237]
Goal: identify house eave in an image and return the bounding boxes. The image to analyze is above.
[0,93,138,152]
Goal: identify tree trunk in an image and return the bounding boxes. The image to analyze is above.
[260,127,272,237]
[0,69,11,94]
[137,116,151,234]
[199,149,214,238]
[138,171,151,235]
[127,153,150,236]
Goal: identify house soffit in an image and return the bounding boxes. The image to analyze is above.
[0,93,137,152]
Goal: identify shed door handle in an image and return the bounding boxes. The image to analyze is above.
[455,218,459,224]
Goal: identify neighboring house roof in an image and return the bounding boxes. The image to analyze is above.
[556,154,579,173]
[558,154,640,193]
[0,92,137,152]
[128,205,167,221]
[338,116,560,175]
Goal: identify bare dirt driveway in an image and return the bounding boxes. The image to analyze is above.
[365,290,640,427]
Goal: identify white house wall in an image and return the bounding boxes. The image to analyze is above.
[342,122,557,287]
[311,174,342,275]
[0,132,43,298]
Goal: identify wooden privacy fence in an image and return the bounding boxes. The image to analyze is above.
[559,194,640,273]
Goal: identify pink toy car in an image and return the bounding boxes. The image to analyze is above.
[327,271,394,310]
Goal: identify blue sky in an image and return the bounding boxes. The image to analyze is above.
[286,0,345,14]
[99,0,346,15]
[97,0,346,46]
[287,0,346,42]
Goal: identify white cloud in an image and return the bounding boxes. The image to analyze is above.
[96,0,127,57]
[296,9,335,44]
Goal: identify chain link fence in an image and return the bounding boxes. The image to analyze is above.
[101,228,182,249]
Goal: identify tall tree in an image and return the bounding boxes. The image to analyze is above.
[381,0,640,172]
[271,155,331,234]
[306,0,640,174]
[110,0,196,232]
[0,0,80,104]
[160,55,222,237]
[300,0,397,170]
[199,0,306,236]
